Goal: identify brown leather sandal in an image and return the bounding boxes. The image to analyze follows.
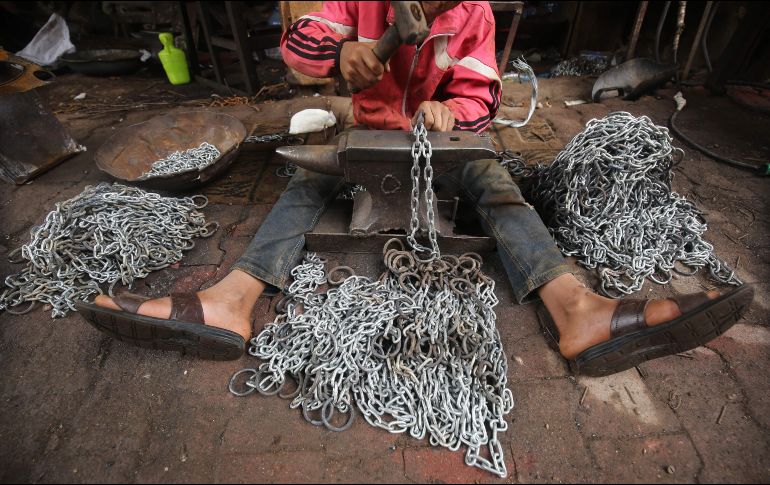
[537,284,754,377]
[75,292,245,360]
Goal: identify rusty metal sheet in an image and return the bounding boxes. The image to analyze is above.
[306,199,495,254]
[94,110,246,191]
[0,50,55,95]
[0,91,85,185]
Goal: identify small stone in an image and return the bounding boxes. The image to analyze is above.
[164,467,169,472]
[666,465,676,474]
[545,423,550,430]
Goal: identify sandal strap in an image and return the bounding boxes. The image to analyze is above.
[671,292,711,314]
[113,292,152,314]
[170,293,205,324]
[610,299,650,338]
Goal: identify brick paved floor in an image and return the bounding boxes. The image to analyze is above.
[1,74,768,483]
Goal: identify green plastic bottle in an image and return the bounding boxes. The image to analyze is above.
[158,33,190,85]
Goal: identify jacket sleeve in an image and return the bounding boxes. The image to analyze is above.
[439,12,501,133]
[280,2,358,79]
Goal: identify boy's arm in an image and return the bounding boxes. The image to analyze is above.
[280,2,358,78]
[439,15,502,133]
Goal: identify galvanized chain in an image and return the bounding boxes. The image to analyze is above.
[139,142,221,179]
[407,115,440,260]
[551,55,609,77]
[496,149,545,179]
[230,120,514,477]
[531,111,742,297]
[0,183,217,317]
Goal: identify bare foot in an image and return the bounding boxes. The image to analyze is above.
[94,270,265,341]
[539,274,719,360]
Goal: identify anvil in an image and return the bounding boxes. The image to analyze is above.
[276,130,496,238]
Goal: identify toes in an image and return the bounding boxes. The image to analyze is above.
[94,294,121,310]
[706,290,720,300]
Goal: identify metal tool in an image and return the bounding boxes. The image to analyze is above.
[349,1,430,94]
[276,130,495,241]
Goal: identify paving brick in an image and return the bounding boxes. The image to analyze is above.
[706,324,770,429]
[498,303,569,380]
[509,379,594,483]
[180,229,225,266]
[233,204,273,238]
[216,449,405,483]
[576,369,682,439]
[589,434,701,483]
[218,394,332,455]
[403,447,498,484]
[645,371,770,482]
[208,237,252,284]
[251,162,291,204]
[637,346,724,379]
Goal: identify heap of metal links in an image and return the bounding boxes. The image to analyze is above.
[0,183,216,317]
[139,142,220,179]
[551,55,609,77]
[531,111,741,297]
[229,119,514,477]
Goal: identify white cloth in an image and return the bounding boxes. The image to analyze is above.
[289,109,337,134]
[16,13,75,66]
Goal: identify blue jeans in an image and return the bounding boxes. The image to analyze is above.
[232,158,570,304]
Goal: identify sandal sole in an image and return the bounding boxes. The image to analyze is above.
[538,285,754,377]
[75,302,245,360]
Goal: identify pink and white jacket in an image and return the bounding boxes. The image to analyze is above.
[280,1,501,132]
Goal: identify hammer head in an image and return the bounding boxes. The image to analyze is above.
[393,1,430,46]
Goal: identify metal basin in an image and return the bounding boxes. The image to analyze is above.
[94,110,247,191]
[61,49,143,76]
[0,60,24,86]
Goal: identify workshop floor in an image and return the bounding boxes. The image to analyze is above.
[1,73,768,484]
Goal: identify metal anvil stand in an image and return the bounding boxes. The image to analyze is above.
[276,130,497,254]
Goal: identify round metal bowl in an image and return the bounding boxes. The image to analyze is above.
[94,111,247,191]
[61,49,143,76]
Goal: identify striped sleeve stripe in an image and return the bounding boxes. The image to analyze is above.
[291,19,342,47]
[299,15,356,36]
[285,42,337,61]
[286,18,341,61]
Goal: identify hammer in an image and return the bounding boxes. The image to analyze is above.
[349,1,430,94]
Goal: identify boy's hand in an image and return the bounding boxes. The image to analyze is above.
[413,101,456,132]
[340,42,388,91]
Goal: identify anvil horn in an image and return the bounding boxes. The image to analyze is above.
[274,145,343,176]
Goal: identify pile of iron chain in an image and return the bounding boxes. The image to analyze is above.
[230,120,514,477]
[530,111,741,297]
[0,183,217,317]
[139,142,221,179]
[551,55,609,77]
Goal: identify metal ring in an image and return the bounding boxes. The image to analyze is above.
[328,266,354,285]
[301,402,325,426]
[278,374,303,400]
[228,368,259,396]
[7,247,25,264]
[190,195,209,209]
[4,300,37,315]
[200,221,220,238]
[322,399,356,432]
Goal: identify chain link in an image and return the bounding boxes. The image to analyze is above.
[530,111,742,297]
[0,183,216,317]
[230,120,514,477]
[139,142,221,179]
